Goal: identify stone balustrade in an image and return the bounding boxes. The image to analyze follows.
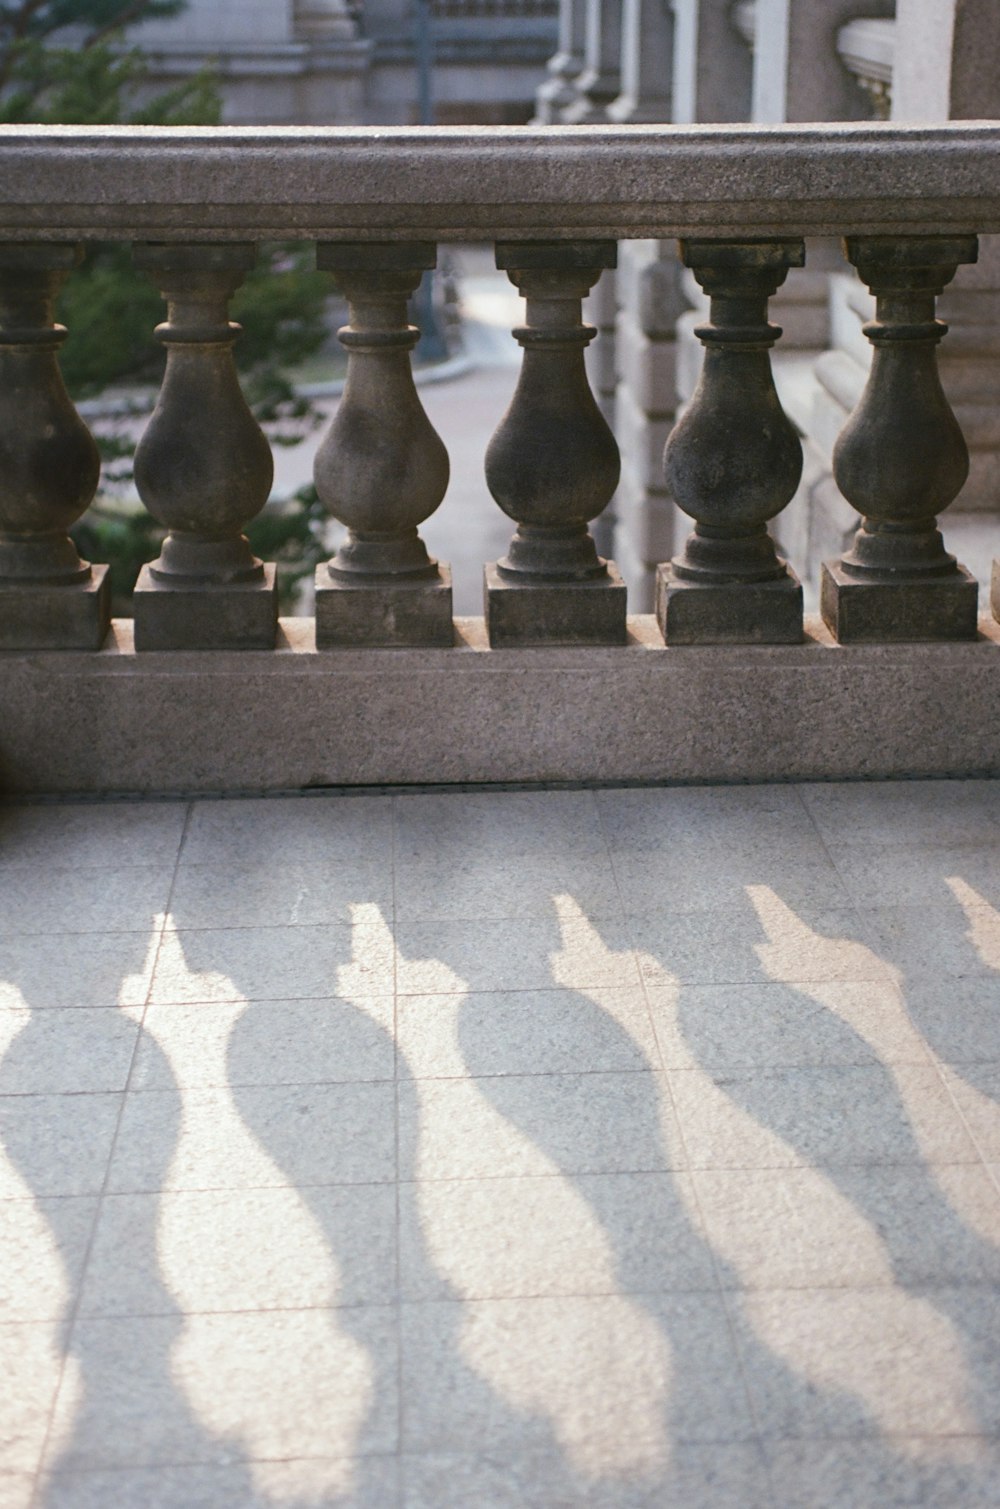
[3,122,1000,791]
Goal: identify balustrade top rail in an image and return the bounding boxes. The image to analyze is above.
[1,121,999,241]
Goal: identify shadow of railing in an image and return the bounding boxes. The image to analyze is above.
[2,799,1000,1506]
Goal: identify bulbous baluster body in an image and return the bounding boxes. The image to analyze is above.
[484,241,626,647]
[313,242,452,647]
[132,243,276,651]
[0,244,108,648]
[822,235,979,643]
[657,239,805,645]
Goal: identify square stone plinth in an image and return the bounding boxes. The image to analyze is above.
[656,565,803,645]
[0,566,110,650]
[133,565,278,652]
[484,562,627,647]
[821,559,979,644]
[315,565,453,648]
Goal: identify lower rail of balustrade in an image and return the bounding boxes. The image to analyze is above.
[1,615,999,795]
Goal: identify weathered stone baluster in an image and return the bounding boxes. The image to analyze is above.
[0,244,107,649]
[534,0,587,121]
[822,236,979,642]
[658,239,805,644]
[313,242,452,647]
[132,244,276,651]
[484,241,626,647]
[562,0,623,122]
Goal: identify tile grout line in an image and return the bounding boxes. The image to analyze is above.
[35,1271,1000,1328]
[28,799,195,1506]
[593,786,773,1480]
[935,1068,1000,1199]
[39,1150,984,1201]
[390,792,406,1499]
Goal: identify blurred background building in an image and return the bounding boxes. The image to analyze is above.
[125,0,559,124]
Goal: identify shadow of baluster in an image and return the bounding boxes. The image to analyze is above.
[129,919,392,1508]
[690,885,1000,1454]
[465,892,997,1502]
[373,887,850,1506]
[340,899,675,1502]
[0,921,235,1505]
[917,876,1000,1130]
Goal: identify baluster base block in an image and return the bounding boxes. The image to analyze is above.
[484,561,627,648]
[315,564,453,648]
[656,566,803,646]
[133,565,278,652]
[989,561,1000,626]
[821,560,978,644]
[0,567,110,650]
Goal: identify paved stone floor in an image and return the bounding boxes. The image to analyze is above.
[2,780,1000,1508]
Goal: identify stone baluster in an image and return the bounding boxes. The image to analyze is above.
[821,236,979,643]
[132,244,276,651]
[534,0,587,121]
[484,242,625,647]
[313,242,452,647]
[562,0,623,122]
[670,0,752,124]
[658,239,805,644]
[0,244,107,650]
[607,0,673,123]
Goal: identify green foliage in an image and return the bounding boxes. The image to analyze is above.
[57,241,331,406]
[0,2,184,52]
[0,38,217,123]
[70,496,160,612]
[0,0,336,609]
[58,245,162,391]
[0,2,198,118]
[246,484,328,606]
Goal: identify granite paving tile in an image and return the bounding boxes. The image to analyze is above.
[79,1184,397,1316]
[108,1081,396,1191]
[395,987,656,1079]
[395,916,640,995]
[44,1306,400,1472]
[39,1459,401,1509]
[132,996,394,1090]
[0,1008,139,1095]
[0,803,187,873]
[668,1064,978,1169]
[0,1093,122,1197]
[149,921,394,1003]
[179,794,393,868]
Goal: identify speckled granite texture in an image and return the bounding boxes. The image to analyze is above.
[1,780,999,1506]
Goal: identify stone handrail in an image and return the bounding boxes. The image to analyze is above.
[1,122,1000,240]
